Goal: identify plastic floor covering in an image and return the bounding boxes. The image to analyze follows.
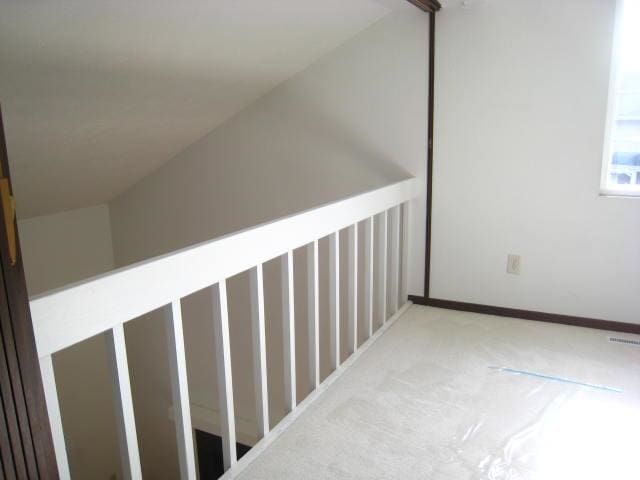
[237,305,640,480]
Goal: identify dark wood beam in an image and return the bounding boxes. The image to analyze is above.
[424,12,435,297]
[406,0,442,12]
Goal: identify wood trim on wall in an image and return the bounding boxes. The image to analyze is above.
[424,11,436,299]
[409,297,640,335]
[409,7,640,336]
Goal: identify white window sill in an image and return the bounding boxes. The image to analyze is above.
[599,188,640,198]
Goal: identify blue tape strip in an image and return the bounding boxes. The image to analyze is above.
[489,366,623,393]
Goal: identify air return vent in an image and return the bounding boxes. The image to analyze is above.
[608,336,640,346]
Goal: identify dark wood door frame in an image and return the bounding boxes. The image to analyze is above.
[406,6,640,335]
[0,106,58,479]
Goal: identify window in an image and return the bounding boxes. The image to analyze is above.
[601,0,640,196]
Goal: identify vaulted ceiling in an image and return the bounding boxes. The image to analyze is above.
[0,0,413,218]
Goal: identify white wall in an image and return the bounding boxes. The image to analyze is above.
[19,204,115,296]
[431,0,640,324]
[18,204,122,479]
[110,7,427,295]
[108,9,429,478]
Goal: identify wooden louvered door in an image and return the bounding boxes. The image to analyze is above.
[0,105,58,479]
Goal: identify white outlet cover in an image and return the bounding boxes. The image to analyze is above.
[507,254,521,274]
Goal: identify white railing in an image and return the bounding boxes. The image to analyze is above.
[30,178,419,479]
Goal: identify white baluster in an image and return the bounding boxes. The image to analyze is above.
[40,356,71,480]
[400,202,410,303]
[377,211,388,325]
[106,324,142,479]
[165,300,197,480]
[363,216,374,339]
[249,265,269,439]
[347,224,358,355]
[281,251,296,413]
[307,241,320,390]
[211,281,237,471]
[389,205,401,314]
[329,232,340,370]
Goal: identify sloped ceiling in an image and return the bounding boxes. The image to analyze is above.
[0,0,406,218]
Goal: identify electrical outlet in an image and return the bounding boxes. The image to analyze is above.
[507,254,521,275]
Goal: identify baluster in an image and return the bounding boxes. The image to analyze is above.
[377,211,388,324]
[106,324,142,479]
[389,205,401,314]
[363,216,374,339]
[165,300,197,480]
[347,224,358,354]
[400,202,410,303]
[40,356,71,480]
[307,241,320,390]
[249,265,269,439]
[281,251,296,413]
[329,232,340,370]
[211,281,237,471]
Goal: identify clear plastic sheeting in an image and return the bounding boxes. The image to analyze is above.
[237,306,640,480]
[452,387,637,479]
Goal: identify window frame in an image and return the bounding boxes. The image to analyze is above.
[600,0,640,197]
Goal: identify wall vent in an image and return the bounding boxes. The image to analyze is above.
[608,336,640,347]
